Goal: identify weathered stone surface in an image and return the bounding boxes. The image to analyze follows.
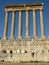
[0,39,49,62]
[0,3,49,62]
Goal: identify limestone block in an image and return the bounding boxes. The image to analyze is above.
[17,49,20,54]
[12,50,16,54]
[6,50,10,53]
[21,49,25,54]
[37,53,44,61]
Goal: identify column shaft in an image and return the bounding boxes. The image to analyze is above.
[33,10,38,39]
[3,11,9,39]
[40,10,45,39]
[10,12,15,39]
[18,11,22,39]
[26,11,30,39]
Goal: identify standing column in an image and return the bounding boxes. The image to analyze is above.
[18,11,22,39]
[26,10,30,39]
[3,11,9,39]
[10,11,15,39]
[33,10,38,39]
[40,9,45,39]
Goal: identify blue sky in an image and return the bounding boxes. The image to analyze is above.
[0,0,49,39]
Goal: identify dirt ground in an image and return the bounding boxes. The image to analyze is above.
[0,62,49,65]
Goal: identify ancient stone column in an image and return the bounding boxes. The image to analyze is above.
[10,11,15,39]
[26,10,30,39]
[18,11,22,39]
[33,10,38,39]
[40,10,45,39]
[3,11,9,39]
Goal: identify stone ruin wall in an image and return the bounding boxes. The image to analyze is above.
[0,3,49,62]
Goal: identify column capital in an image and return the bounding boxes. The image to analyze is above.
[40,9,43,11]
[33,9,37,11]
[26,10,28,12]
[19,10,22,12]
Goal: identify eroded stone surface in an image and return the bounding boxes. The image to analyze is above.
[0,39,49,62]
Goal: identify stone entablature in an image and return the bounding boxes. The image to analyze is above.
[5,3,43,11]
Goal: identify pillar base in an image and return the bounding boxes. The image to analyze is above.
[2,37,7,40]
[10,37,15,40]
[41,35,46,40]
[26,36,30,40]
[48,36,49,39]
[18,37,22,40]
[33,36,38,40]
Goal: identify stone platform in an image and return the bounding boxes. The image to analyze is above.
[0,38,49,62]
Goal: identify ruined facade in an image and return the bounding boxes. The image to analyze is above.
[0,3,49,62]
